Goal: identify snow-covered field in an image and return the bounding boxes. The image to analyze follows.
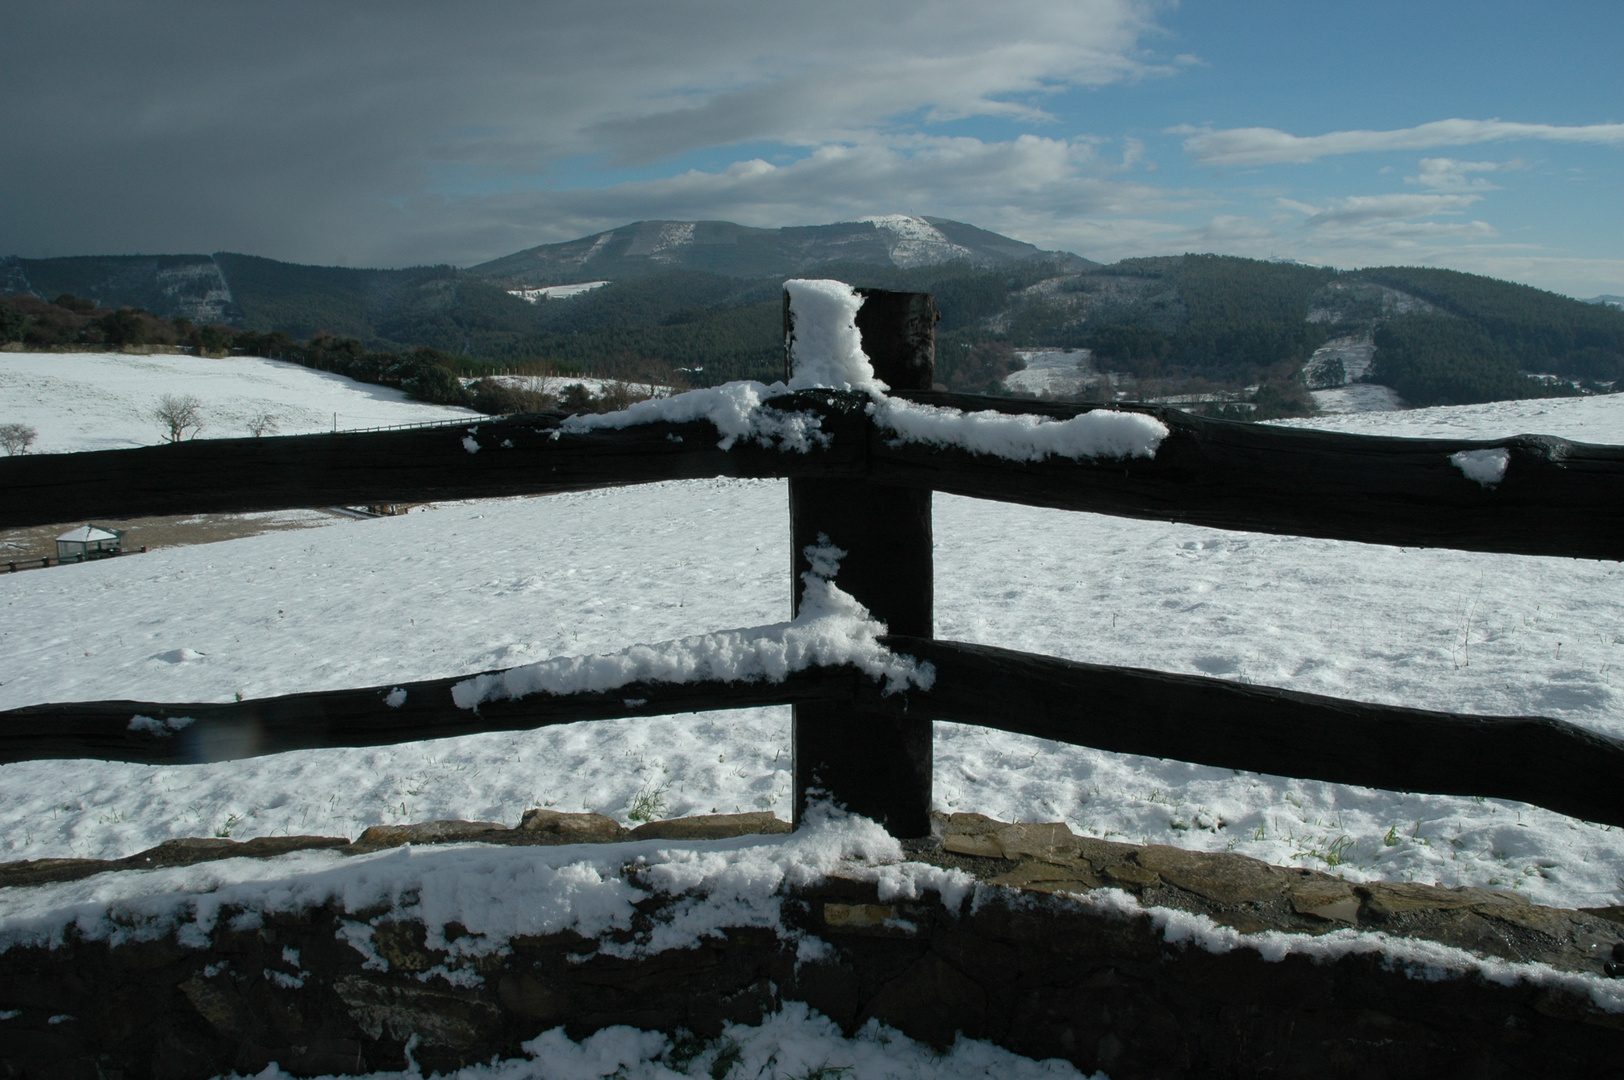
[1309,382,1405,414]
[1006,349,1100,397]
[2,344,1623,1077]
[0,351,478,453]
[1273,389,1624,443]
[1,360,1620,906]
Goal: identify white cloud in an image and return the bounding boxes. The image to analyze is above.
[1115,137,1151,173]
[1447,255,1624,300]
[1298,192,1486,227]
[1175,119,1624,167]
[0,0,1176,264]
[1407,157,1527,191]
[4,2,1616,300]
[376,134,1208,266]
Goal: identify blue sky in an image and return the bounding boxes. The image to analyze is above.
[3,1,1619,296]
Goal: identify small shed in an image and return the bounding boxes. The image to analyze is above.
[56,525,124,561]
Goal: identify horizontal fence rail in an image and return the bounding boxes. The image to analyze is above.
[883,392,1624,560]
[5,285,1624,840]
[3,393,1620,560]
[3,638,1621,828]
[0,668,855,766]
[0,395,865,529]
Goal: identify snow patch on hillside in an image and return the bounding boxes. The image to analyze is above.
[1302,334,1375,389]
[649,222,696,261]
[860,215,977,268]
[506,281,610,302]
[1005,349,1101,398]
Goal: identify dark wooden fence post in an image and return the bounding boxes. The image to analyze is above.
[787,288,937,837]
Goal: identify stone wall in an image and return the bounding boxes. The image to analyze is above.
[3,812,1623,1079]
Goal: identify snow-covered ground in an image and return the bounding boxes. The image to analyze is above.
[1006,349,1101,397]
[1309,382,1406,414]
[0,383,1619,907]
[1270,390,1624,444]
[0,351,478,453]
[1301,334,1376,390]
[3,347,1622,1077]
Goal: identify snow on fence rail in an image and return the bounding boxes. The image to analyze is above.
[2,285,1623,838]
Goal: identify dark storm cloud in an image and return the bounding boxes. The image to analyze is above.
[0,0,1166,266]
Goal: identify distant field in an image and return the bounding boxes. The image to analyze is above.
[0,350,478,454]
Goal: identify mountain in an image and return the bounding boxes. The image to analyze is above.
[5,227,1622,412]
[0,253,538,350]
[1589,295,1624,310]
[0,216,1088,356]
[0,217,1087,325]
[463,216,1095,286]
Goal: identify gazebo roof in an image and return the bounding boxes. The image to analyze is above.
[57,525,120,543]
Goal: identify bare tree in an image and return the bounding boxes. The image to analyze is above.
[245,411,279,437]
[153,394,204,443]
[0,423,37,455]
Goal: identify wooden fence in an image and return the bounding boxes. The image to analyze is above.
[2,288,1623,838]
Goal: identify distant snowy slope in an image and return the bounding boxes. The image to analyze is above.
[1271,390,1624,442]
[0,351,478,454]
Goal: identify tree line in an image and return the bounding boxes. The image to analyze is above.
[1359,267,1624,385]
[1370,317,1580,406]
[0,292,235,352]
[0,293,662,417]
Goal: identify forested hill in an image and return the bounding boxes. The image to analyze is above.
[1022,256,1624,406]
[463,216,1093,285]
[5,237,1622,410]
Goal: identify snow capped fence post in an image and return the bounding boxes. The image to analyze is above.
[787,287,937,837]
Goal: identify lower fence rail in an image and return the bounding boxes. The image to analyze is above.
[4,638,1621,829]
